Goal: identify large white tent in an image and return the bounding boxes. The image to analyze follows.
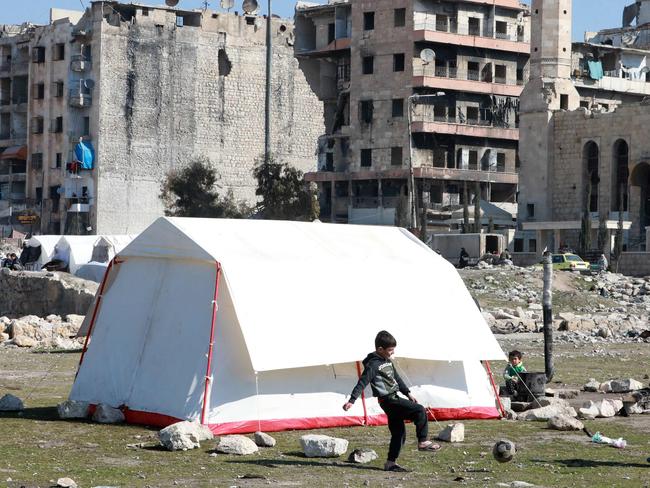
[25,235,63,269]
[70,217,505,434]
[57,235,101,274]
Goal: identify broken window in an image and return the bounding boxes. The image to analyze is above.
[328,23,336,44]
[391,147,403,166]
[495,64,506,84]
[363,12,375,31]
[467,61,479,80]
[560,94,568,110]
[32,47,45,63]
[468,17,480,36]
[218,49,231,76]
[52,43,65,61]
[360,100,373,124]
[497,152,506,172]
[31,116,44,134]
[33,83,45,100]
[362,56,374,75]
[360,148,372,167]
[394,8,406,27]
[393,53,405,72]
[468,150,478,170]
[392,98,404,118]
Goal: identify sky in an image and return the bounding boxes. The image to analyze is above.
[0,0,632,41]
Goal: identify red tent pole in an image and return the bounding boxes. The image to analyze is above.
[201,262,222,425]
[484,360,505,417]
[355,361,368,425]
[76,257,116,374]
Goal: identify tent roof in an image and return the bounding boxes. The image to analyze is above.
[94,234,137,253]
[120,218,505,371]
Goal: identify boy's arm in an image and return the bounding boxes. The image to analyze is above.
[348,363,377,404]
[503,365,513,381]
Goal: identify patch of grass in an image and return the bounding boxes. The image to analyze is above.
[0,346,649,487]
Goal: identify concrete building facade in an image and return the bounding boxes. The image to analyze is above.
[1,2,323,235]
[297,0,530,232]
[517,0,650,271]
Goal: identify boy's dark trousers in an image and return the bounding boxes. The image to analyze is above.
[378,394,428,462]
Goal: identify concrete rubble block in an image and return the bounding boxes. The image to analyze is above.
[57,400,90,419]
[215,435,259,455]
[0,393,24,411]
[436,423,465,442]
[92,404,125,424]
[610,378,644,393]
[518,404,577,421]
[56,477,77,488]
[347,448,378,464]
[254,431,276,448]
[531,397,571,409]
[583,379,600,392]
[578,402,599,420]
[558,390,580,400]
[300,434,348,458]
[598,381,613,393]
[159,421,214,451]
[582,399,618,418]
[547,414,584,431]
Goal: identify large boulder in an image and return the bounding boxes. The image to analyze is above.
[580,400,617,418]
[215,435,259,455]
[610,379,644,393]
[0,393,24,411]
[159,421,214,451]
[92,404,125,424]
[254,431,276,448]
[57,400,90,419]
[300,434,348,458]
[518,404,577,421]
[347,448,378,464]
[436,423,465,442]
[548,415,584,431]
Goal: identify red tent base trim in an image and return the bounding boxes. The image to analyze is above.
[89,405,499,435]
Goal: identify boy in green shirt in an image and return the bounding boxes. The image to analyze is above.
[503,350,526,397]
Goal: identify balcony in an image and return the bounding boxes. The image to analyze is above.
[413,165,519,185]
[0,61,10,73]
[411,109,519,141]
[69,89,92,108]
[413,64,524,97]
[70,54,92,72]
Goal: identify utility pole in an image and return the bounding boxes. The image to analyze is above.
[542,251,554,382]
[264,0,272,164]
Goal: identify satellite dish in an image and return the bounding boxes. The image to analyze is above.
[84,79,95,90]
[242,0,259,14]
[420,48,435,64]
[221,0,234,9]
[165,0,180,6]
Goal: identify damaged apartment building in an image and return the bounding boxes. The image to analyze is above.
[517,0,650,275]
[297,0,530,231]
[1,1,322,235]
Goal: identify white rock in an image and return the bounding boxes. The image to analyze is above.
[159,421,214,451]
[610,378,644,393]
[0,393,24,411]
[92,404,125,424]
[437,423,465,442]
[57,400,90,419]
[578,403,599,420]
[598,381,612,393]
[347,448,378,464]
[254,431,276,447]
[547,415,584,431]
[216,435,259,455]
[518,404,577,421]
[583,379,600,392]
[0,332,8,342]
[300,434,348,458]
[56,478,78,488]
[594,400,617,418]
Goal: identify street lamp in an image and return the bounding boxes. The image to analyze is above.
[406,92,446,232]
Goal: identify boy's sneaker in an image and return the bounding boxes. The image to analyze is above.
[384,462,410,472]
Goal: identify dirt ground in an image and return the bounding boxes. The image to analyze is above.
[1,339,649,488]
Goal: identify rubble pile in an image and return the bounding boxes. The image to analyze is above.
[461,266,650,343]
[0,314,85,349]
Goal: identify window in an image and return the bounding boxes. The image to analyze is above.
[468,17,480,36]
[495,21,508,38]
[528,239,537,253]
[552,255,563,264]
[50,185,61,208]
[33,83,45,100]
[466,106,479,123]
[468,150,478,170]
[514,238,524,252]
[328,23,335,44]
[51,116,63,133]
[360,100,373,123]
[393,53,405,72]
[560,94,568,110]
[53,81,64,97]
[32,46,45,63]
[394,8,406,27]
[467,61,479,80]
[31,153,43,170]
[517,68,524,84]
[325,153,334,171]
[362,56,374,75]
[31,117,44,134]
[527,203,535,218]
[360,148,372,167]
[495,64,507,83]
[35,186,43,202]
[391,146,403,166]
[612,139,629,211]
[55,152,62,169]
[53,43,65,61]
[497,152,506,172]
[584,141,599,212]
[83,116,90,136]
[142,7,150,16]
[363,12,375,31]
[392,98,404,117]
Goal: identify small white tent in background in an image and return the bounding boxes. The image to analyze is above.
[70,217,505,435]
[91,235,137,263]
[24,235,64,269]
[57,235,99,274]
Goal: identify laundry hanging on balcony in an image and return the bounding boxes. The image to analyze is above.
[74,140,95,170]
[587,60,604,80]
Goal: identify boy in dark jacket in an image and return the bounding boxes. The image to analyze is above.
[342,330,440,472]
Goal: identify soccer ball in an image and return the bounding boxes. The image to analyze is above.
[492,439,516,463]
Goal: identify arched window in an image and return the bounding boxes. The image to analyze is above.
[583,141,599,212]
[611,139,629,212]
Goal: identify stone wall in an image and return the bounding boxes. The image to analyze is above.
[91,5,324,234]
[617,252,650,277]
[0,268,97,318]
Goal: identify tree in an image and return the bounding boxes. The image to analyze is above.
[160,157,253,218]
[579,174,592,255]
[253,154,319,221]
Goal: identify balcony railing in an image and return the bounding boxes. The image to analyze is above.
[69,89,92,108]
[412,109,519,129]
[467,70,480,81]
[415,13,524,42]
[415,63,527,87]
